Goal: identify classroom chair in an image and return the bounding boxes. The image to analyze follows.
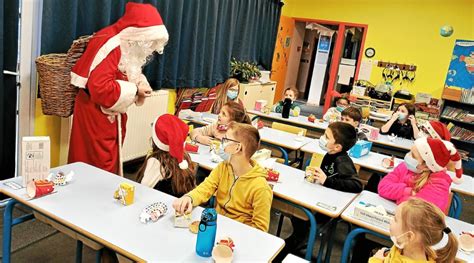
[271,122,307,167]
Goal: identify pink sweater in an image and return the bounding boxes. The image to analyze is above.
[378,162,452,212]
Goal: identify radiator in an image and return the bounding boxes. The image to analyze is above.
[59,90,170,165]
[122,90,169,162]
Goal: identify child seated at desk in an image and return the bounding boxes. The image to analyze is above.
[271,86,301,117]
[190,101,251,145]
[323,96,350,123]
[378,137,463,212]
[173,122,273,232]
[380,103,420,140]
[370,198,458,263]
[341,106,368,140]
[137,114,196,197]
[278,122,363,259]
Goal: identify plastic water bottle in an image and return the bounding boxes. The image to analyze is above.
[196,208,218,257]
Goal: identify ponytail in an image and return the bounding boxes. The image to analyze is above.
[434,231,459,263]
[413,170,431,192]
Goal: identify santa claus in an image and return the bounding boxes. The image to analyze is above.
[68,2,168,175]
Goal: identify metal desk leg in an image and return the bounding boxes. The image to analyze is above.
[340,227,390,263]
[2,199,35,263]
[275,198,318,262]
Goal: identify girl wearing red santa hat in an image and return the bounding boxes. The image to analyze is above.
[136,114,196,197]
[378,137,463,213]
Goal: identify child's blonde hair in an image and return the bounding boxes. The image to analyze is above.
[227,122,260,159]
[211,78,240,114]
[399,198,459,263]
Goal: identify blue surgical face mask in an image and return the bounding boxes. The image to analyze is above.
[227,90,238,100]
[319,135,328,151]
[404,152,420,173]
[217,142,231,161]
[336,106,345,112]
[398,113,407,121]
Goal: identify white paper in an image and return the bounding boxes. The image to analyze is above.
[338,64,355,85]
[358,60,373,81]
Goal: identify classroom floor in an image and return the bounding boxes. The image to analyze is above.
[1,167,472,262]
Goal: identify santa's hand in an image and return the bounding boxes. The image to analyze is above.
[135,95,146,106]
[137,81,152,97]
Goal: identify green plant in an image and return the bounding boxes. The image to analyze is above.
[230,57,261,83]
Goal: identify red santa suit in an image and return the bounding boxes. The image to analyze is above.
[68,2,168,174]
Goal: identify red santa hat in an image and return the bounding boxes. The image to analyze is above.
[422,121,451,141]
[152,114,189,169]
[71,2,168,88]
[414,137,463,184]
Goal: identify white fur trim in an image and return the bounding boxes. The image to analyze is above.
[151,118,170,151]
[179,160,189,170]
[119,25,169,49]
[70,72,88,88]
[106,80,137,113]
[414,137,444,172]
[422,122,440,139]
[90,35,121,76]
[450,172,463,184]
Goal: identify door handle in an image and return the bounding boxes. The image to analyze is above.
[3,70,19,76]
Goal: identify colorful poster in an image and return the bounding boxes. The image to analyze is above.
[444,39,474,90]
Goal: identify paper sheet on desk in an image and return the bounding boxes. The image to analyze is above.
[257,158,277,169]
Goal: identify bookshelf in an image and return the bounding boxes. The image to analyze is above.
[439,98,474,175]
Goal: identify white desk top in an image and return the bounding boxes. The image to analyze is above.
[181,112,218,126]
[189,147,357,218]
[0,162,284,262]
[271,163,358,217]
[370,134,414,151]
[300,140,473,196]
[341,191,473,262]
[247,110,328,131]
[259,127,313,150]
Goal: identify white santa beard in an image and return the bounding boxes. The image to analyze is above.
[119,41,156,83]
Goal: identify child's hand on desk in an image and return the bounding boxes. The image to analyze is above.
[197,135,213,145]
[313,167,327,185]
[173,195,193,215]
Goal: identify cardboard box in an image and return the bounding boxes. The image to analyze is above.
[349,140,373,158]
[21,136,50,187]
[353,201,394,229]
[442,87,462,101]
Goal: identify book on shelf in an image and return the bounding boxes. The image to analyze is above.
[441,106,473,123]
[446,123,474,142]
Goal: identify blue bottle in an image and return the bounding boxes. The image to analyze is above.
[195,208,217,257]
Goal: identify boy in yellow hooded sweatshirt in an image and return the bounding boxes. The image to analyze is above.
[173,122,273,232]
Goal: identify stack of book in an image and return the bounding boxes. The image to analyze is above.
[441,106,474,123]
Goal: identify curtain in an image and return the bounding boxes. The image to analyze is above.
[0,0,20,180]
[41,0,282,88]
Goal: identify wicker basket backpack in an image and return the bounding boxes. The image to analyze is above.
[35,35,91,117]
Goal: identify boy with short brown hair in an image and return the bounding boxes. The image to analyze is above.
[341,107,368,140]
[173,122,273,232]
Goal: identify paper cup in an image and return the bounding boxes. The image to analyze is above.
[212,244,233,263]
[27,180,54,198]
[459,233,474,252]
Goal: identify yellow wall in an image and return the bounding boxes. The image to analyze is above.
[283,0,474,98]
[34,99,61,167]
[34,89,178,168]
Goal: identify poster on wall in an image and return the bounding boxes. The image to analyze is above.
[444,39,474,103]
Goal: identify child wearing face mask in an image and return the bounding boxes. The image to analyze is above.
[381,103,420,140]
[191,101,251,145]
[378,137,463,212]
[369,198,458,263]
[271,87,301,116]
[173,122,273,232]
[210,78,243,114]
[323,96,350,123]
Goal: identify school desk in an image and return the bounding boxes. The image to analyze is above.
[188,146,358,262]
[340,191,473,263]
[0,162,284,262]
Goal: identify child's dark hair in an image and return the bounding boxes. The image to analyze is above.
[227,122,260,158]
[395,103,416,116]
[285,86,299,98]
[224,101,251,124]
[335,96,350,105]
[136,144,196,197]
[341,107,362,122]
[328,122,357,152]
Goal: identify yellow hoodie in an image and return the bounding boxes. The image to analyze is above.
[187,160,273,232]
[369,246,435,263]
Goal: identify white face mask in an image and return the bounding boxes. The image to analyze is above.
[319,135,328,151]
[390,232,410,249]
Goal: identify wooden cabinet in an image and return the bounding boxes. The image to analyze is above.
[238,81,277,110]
